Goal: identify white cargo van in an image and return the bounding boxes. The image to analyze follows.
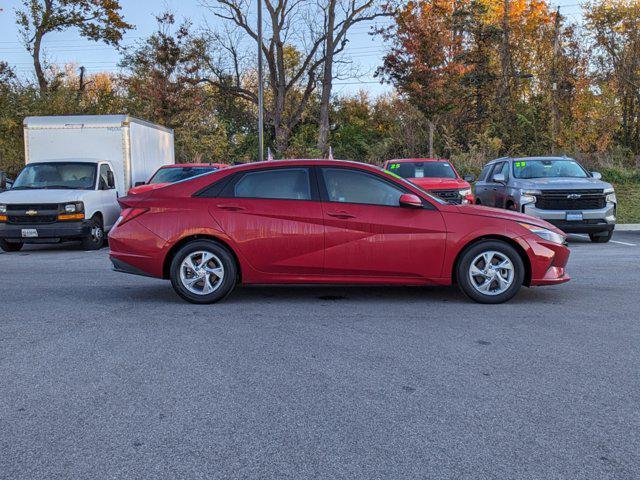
[0,115,174,252]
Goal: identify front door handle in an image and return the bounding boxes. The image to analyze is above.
[216,204,246,211]
[327,211,356,219]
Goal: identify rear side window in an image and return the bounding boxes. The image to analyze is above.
[479,164,493,181]
[233,168,311,200]
[321,168,406,206]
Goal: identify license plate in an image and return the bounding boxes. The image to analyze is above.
[566,212,583,221]
[21,229,38,238]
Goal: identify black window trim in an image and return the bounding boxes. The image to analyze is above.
[315,165,436,210]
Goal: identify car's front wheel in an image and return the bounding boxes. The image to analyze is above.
[0,239,23,252]
[81,215,105,250]
[589,230,613,243]
[170,240,237,304]
[457,240,525,304]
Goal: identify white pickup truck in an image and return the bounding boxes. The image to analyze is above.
[0,115,174,252]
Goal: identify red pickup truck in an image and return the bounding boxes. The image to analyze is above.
[383,158,475,204]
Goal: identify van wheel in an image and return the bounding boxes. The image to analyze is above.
[0,239,23,252]
[170,240,237,304]
[589,230,613,243]
[81,216,105,250]
[457,240,524,304]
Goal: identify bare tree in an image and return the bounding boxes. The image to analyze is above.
[16,0,132,92]
[202,0,388,156]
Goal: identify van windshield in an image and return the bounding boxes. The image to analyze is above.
[12,162,97,190]
[513,159,589,179]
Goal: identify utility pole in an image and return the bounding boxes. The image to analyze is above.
[500,0,511,101]
[257,0,265,162]
[550,6,561,154]
[77,66,86,101]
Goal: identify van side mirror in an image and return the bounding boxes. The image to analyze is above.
[463,174,475,182]
[591,171,602,180]
[106,170,116,189]
[399,193,423,208]
[492,173,506,183]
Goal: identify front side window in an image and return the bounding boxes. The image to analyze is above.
[233,168,311,200]
[150,166,217,184]
[513,159,589,179]
[322,168,406,206]
[12,162,97,190]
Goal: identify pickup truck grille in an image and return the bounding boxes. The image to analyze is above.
[431,189,462,204]
[535,189,606,210]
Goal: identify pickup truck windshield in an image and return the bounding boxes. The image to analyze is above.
[513,159,589,179]
[149,166,217,184]
[12,162,97,190]
[387,161,457,179]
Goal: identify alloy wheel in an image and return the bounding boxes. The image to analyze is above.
[468,250,515,296]
[179,251,225,295]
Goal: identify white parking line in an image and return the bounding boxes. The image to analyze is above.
[570,233,637,247]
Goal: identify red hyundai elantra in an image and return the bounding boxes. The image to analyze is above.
[109,160,570,304]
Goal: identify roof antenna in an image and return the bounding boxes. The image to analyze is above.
[328,146,334,161]
[267,148,273,161]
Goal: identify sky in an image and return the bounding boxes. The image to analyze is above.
[0,0,586,97]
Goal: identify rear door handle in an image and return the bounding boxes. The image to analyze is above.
[327,211,356,219]
[216,204,246,211]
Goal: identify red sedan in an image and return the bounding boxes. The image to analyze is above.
[109,160,570,304]
[383,158,475,204]
[128,163,227,195]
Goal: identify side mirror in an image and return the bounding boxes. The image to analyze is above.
[399,193,423,208]
[492,173,506,183]
[591,171,602,180]
[106,170,116,189]
[134,181,145,187]
[463,174,475,182]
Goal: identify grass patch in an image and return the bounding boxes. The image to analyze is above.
[612,182,640,224]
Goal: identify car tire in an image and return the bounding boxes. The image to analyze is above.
[81,215,105,250]
[589,230,613,243]
[0,239,23,252]
[170,240,237,304]
[456,240,525,304]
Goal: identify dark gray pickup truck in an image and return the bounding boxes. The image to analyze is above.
[474,156,616,243]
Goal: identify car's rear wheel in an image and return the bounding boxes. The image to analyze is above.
[170,240,237,304]
[456,240,525,304]
[589,230,613,243]
[0,239,23,252]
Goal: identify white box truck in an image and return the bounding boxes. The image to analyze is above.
[0,115,174,252]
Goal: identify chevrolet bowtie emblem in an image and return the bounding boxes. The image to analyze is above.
[566,194,581,200]
[25,209,38,216]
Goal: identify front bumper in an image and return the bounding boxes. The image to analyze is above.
[0,221,91,242]
[518,234,571,286]
[523,203,615,233]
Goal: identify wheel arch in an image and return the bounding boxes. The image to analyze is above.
[451,235,532,287]
[162,234,242,282]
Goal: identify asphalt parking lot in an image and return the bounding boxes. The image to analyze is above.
[1,232,639,480]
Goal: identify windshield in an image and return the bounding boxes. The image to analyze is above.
[513,159,589,179]
[387,161,457,179]
[12,162,97,190]
[149,166,218,184]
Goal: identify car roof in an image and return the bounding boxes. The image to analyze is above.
[222,159,376,172]
[160,163,227,169]
[386,158,448,163]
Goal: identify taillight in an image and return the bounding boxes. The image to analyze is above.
[117,207,149,227]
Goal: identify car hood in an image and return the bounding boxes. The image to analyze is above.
[516,177,613,191]
[0,189,89,204]
[450,204,560,231]
[128,183,169,195]
[409,177,469,190]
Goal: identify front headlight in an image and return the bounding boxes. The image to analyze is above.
[62,202,84,213]
[520,190,540,206]
[519,222,566,245]
[605,189,616,204]
[458,188,472,197]
[0,204,6,214]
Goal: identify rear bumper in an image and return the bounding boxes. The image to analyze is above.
[0,221,90,242]
[523,203,615,233]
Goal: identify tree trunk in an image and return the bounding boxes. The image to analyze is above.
[428,120,435,158]
[33,30,47,92]
[318,1,336,157]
